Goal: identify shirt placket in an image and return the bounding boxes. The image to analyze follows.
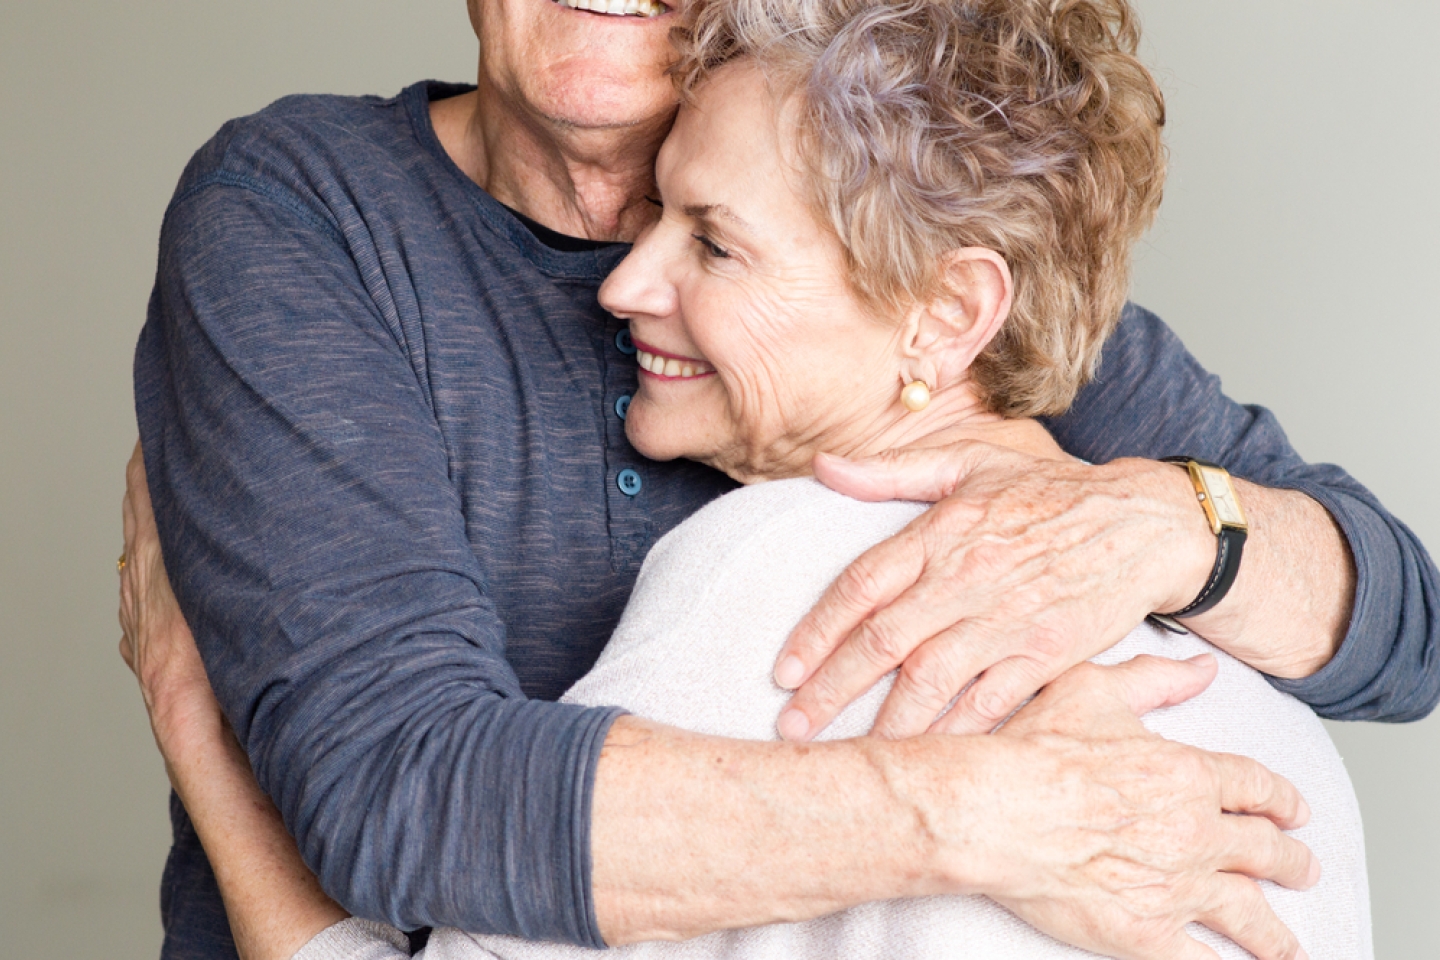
[603,322,651,569]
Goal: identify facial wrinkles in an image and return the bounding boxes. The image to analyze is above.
[636,65,909,480]
[477,0,680,129]
[695,262,900,481]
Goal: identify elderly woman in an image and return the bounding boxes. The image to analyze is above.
[123,1,1370,958]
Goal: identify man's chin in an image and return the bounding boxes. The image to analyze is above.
[527,67,679,132]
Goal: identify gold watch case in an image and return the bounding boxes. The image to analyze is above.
[1185,462,1249,535]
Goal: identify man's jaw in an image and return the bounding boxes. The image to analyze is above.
[551,0,672,19]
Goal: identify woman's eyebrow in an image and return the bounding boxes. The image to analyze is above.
[682,202,753,234]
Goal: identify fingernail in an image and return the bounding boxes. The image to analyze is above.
[1296,950,1310,960]
[1296,796,1312,827]
[778,708,810,741]
[1307,855,1322,888]
[775,655,806,689]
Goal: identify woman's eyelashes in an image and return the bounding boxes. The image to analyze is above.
[692,233,731,259]
[642,196,730,259]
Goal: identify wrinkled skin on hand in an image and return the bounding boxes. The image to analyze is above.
[776,439,1215,740]
[119,440,1315,958]
[118,441,225,762]
[961,655,1317,960]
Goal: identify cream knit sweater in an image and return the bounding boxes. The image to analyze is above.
[297,479,1372,960]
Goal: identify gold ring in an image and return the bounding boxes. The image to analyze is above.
[117,553,127,574]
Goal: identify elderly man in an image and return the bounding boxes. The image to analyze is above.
[124,1,1438,959]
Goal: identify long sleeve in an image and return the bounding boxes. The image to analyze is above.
[1045,303,1440,721]
[291,920,413,960]
[135,174,620,945]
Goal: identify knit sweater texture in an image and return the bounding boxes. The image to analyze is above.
[297,479,1371,960]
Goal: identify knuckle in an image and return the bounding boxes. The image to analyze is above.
[785,622,825,658]
[798,669,844,713]
[969,684,1013,724]
[1025,625,1070,663]
[833,561,887,612]
[1240,758,1279,808]
[1165,749,1212,796]
[1053,660,1102,692]
[895,657,956,712]
[932,496,983,533]
[853,617,912,666]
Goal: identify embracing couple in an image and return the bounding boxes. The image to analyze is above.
[118,1,1439,959]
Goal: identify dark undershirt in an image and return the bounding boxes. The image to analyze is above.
[501,204,617,253]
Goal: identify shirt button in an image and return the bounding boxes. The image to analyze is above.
[614,395,632,420]
[615,329,637,355]
[617,469,643,497]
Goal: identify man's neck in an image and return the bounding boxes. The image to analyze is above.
[431,75,670,243]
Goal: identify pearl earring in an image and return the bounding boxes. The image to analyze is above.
[900,380,931,413]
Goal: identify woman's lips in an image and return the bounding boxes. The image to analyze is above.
[550,0,671,19]
[632,337,716,380]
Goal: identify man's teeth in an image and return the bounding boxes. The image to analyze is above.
[554,0,667,17]
[637,350,714,379]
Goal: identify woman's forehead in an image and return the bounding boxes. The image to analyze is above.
[660,65,804,210]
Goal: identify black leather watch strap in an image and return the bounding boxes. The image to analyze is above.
[1167,524,1248,618]
[1157,456,1248,621]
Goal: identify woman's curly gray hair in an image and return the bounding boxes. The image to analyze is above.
[670,0,1167,417]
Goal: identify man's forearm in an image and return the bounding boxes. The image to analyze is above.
[590,717,975,943]
[1140,459,1355,678]
[590,656,1318,958]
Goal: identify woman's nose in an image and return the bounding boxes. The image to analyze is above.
[599,227,680,322]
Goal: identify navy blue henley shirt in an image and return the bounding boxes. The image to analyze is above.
[135,82,1440,960]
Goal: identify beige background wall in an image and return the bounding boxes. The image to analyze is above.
[1,1,1435,956]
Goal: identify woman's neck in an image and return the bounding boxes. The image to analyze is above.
[837,382,1071,466]
[843,383,999,458]
[722,382,1070,486]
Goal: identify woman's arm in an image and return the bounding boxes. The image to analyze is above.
[775,303,1436,740]
[119,456,351,960]
[151,723,353,960]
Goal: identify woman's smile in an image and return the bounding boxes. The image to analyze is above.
[632,336,717,380]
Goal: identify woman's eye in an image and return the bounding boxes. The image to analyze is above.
[692,234,731,259]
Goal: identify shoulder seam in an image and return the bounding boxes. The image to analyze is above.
[166,169,345,246]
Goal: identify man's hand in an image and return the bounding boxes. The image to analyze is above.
[595,654,1316,959]
[974,654,1317,960]
[775,441,1215,740]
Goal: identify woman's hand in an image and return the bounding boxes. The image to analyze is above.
[774,440,1351,740]
[119,440,227,761]
[977,654,1317,960]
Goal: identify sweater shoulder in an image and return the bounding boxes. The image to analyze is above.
[640,479,924,596]
[608,480,925,654]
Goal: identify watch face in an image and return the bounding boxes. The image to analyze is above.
[1196,465,1248,528]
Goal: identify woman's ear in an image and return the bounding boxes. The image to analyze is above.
[899,248,1013,388]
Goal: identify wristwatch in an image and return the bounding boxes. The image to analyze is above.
[1148,457,1249,632]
